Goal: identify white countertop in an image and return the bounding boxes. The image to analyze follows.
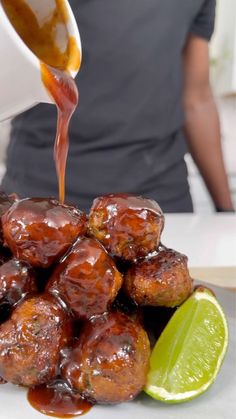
[162,214,236,287]
[163,214,236,267]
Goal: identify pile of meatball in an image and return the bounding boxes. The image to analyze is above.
[0,192,193,403]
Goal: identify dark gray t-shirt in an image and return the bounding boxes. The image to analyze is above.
[2,0,216,212]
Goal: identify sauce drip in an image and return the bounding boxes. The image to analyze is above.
[28,382,92,418]
[2,0,81,203]
[93,194,164,218]
[40,64,78,203]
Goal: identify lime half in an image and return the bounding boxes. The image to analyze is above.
[144,287,229,403]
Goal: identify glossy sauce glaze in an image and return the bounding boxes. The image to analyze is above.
[2,0,80,203]
[60,311,150,404]
[28,381,92,418]
[2,198,87,268]
[0,259,36,307]
[0,294,72,387]
[46,237,123,320]
[91,193,164,217]
[124,248,193,307]
[89,194,165,261]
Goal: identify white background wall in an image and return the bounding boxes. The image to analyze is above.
[210,0,236,95]
[186,97,236,212]
[186,0,236,212]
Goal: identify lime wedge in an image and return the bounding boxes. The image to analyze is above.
[144,287,229,403]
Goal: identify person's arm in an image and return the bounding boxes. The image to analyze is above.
[183,34,234,211]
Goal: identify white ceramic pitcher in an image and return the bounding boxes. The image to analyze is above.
[0,0,81,121]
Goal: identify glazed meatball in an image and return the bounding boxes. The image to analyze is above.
[88,194,164,261]
[124,248,193,307]
[61,311,150,404]
[0,295,71,386]
[2,198,87,268]
[0,259,36,308]
[47,237,123,320]
[0,192,14,244]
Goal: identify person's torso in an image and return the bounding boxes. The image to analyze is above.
[5,0,205,209]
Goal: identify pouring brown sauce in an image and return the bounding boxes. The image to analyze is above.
[40,63,78,203]
[1,0,81,203]
[1,1,89,416]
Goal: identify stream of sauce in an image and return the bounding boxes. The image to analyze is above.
[2,0,81,203]
[40,63,78,203]
[1,1,89,416]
